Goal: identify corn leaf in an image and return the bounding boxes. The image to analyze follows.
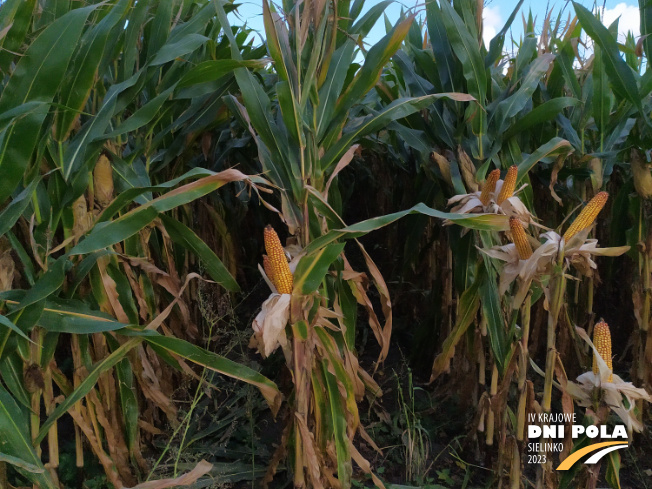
[71,170,257,255]
[0,178,39,238]
[293,243,345,294]
[0,384,57,488]
[430,269,483,381]
[160,214,239,292]
[573,2,642,113]
[517,137,573,183]
[321,93,476,172]
[0,5,93,203]
[54,0,132,141]
[35,338,142,443]
[140,333,282,414]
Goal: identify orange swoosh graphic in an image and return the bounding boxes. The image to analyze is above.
[557,441,628,470]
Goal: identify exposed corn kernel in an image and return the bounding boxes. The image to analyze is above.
[93,155,114,207]
[480,169,501,207]
[509,217,532,260]
[263,225,293,294]
[497,166,518,205]
[263,254,274,283]
[592,320,613,382]
[563,192,608,242]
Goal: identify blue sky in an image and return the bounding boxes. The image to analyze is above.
[230,1,641,47]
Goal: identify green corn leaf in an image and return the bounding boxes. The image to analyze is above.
[0,314,32,342]
[326,15,415,140]
[492,54,555,134]
[140,332,282,414]
[321,93,476,172]
[36,338,143,443]
[321,359,352,486]
[0,383,56,488]
[160,214,240,292]
[480,233,509,373]
[0,178,39,238]
[439,0,486,104]
[54,0,132,141]
[517,138,574,183]
[0,351,31,408]
[485,0,524,67]
[293,243,346,294]
[0,0,36,73]
[431,268,483,381]
[150,33,210,66]
[593,45,611,148]
[177,59,267,88]
[503,98,580,139]
[71,170,257,255]
[302,203,508,257]
[0,5,94,204]
[573,2,642,113]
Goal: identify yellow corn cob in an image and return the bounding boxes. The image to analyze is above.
[509,217,532,259]
[263,225,293,294]
[479,169,500,206]
[592,319,613,382]
[497,166,518,205]
[263,255,272,279]
[93,155,114,207]
[563,191,608,242]
[262,254,280,291]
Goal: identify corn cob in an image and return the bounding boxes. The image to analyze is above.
[479,169,500,206]
[262,254,280,292]
[263,225,293,294]
[509,217,532,259]
[497,166,518,205]
[93,155,114,207]
[263,255,272,279]
[563,191,608,242]
[592,319,613,382]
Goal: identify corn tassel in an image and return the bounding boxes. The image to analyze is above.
[509,217,532,259]
[264,225,293,294]
[479,169,500,206]
[497,166,518,205]
[592,319,613,382]
[563,191,608,242]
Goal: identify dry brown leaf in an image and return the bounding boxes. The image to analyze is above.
[121,261,149,321]
[296,414,325,489]
[68,405,123,488]
[96,256,129,322]
[355,241,392,363]
[88,389,135,485]
[350,442,385,489]
[123,460,213,489]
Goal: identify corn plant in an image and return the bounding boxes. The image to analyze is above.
[0,1,280,486]
[211,1,511,486]
[383,2,651,487]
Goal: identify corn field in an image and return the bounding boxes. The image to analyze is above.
[1,0,652,488]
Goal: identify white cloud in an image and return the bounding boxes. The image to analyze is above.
[596,3,640,42]
[483,6,502,47]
